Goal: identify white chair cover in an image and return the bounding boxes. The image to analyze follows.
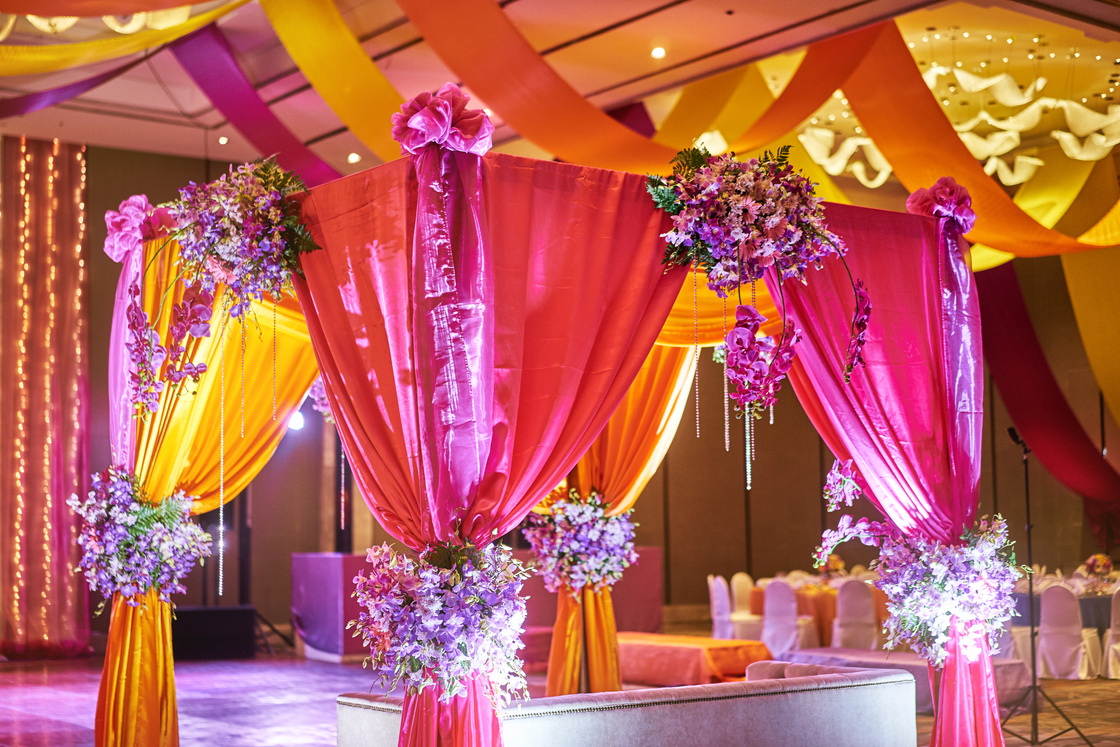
[730,572,754,612]
[1037,584,1102,679]
[761,580,818,654]
[831,580,879,649]
[1103,589,1120,679]
[708,575,734,640]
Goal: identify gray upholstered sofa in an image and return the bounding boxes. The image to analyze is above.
[336,662,917,747]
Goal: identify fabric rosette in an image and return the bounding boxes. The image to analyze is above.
[390,82,494,156]
[522,488,639,596]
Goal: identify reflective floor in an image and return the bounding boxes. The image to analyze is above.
[2,650,1118,746]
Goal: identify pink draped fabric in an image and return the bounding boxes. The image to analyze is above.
[292,141,683,744]
[774,187,1001,746]
[0,136,91,658]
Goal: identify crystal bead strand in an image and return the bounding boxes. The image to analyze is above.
[723,296,729,451]
[745,414,752,490]
[340,447,347,531]
[239,319,246,438]
[693,267,700,438]
[272,299,278,420]
[219,331,225,597]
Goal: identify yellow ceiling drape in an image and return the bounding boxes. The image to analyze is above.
[132,237,318,514]
[258,0,405,163]
[0,0,249,76]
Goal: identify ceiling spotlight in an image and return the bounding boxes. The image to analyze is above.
[986,34,993,41]
[1082,97,1088,103]
[1002,57,1009,63]
[908,42,916,49]
[854,126,863,134]
[962,32,969,38]
[810,117,819,124]
[1049,53,1055,58]
[955,61,963,67]
[288,411,305,431]
[347,152,361,164]
[217,136,228,145]
[922,36,929,43]
[841,111,850,118]
[934,33,941,40]
[941,98,950,105]
[1007,37,1014,44]
[828,114,836,121]
[841,97,849,105]
[1097,56,1102,61]
[1027,53,1034,60]
[651,47,666,59]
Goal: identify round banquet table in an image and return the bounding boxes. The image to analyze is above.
[1012,591,1113,638]
[749,584,888,647]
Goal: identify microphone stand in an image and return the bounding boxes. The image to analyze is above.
[1000,428,1093,746]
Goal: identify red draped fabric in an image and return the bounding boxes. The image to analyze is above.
[776,197,1001,747]
[292,150,683,746]
[975,263,1120,548]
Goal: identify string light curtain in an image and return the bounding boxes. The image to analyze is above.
[0,136,90,659]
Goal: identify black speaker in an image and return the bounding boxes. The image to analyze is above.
[171,605,256,660]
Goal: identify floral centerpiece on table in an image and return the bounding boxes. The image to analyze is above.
[105,158,318,418]
[813,460,1021,666]
[1084,553,1113,578]
[522,489,638,595]
[349,542,529,706]
[819,553,846,580]
[648,145,871,420]
[67,466,212,610]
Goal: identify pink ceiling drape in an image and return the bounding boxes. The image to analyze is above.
[776,193,1000,746]
[292,149,683,745]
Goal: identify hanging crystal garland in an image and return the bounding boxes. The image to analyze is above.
[745,413,752,490]
[272,299,278,420]
[239,318,246,438]
[692,264,700,438]
[218,318,226,597]
[722,297,729,452]
[340,446,347,531]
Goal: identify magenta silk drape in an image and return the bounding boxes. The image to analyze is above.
[292,149,683,746]
[775,193,1001,747]
[0,136,91,658]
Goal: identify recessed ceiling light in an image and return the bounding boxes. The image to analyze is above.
[855,126,863,134]
[217,136,228,145]
[347,152,361,164]
[962,32,969,38]
[651,47,666,59]
[986,35,993,41]
[908,42,915,49]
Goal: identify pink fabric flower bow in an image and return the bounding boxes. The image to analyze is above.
[390,82,494,156]
[104,195,175,263]
[905,176,976,235]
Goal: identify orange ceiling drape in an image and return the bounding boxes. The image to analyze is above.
[842,22,1118,258]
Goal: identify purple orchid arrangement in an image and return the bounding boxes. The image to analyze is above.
[307,375,334,425]
[1084,553,1113,578]
[107,158,316,418]
[168,158,314,318]
[522,489,639,595]
[648,145,870,416]
[67,467,212,609]
[813,462,1021,667]
[349,541,529,706]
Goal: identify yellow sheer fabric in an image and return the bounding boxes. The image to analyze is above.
[98,238,318,746]
[546,345,695,695]
[0,1,248,76]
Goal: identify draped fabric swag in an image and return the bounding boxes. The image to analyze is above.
[292,148,683,746]
[776,196,1001,746]
[546,344,695,696]
[0,136,90,659]
[98,235,317,747]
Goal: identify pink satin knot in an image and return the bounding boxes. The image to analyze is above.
[391,83,494,156]
[104,195,175,263]
[905,177,976,235]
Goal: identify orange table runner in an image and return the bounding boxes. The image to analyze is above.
[748,585,888,647]
[616,632,771,687]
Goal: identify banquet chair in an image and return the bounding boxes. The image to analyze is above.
[1037,584,1102,679]
[1103,589,1120,679]
[761,579,819,655]
[707,575,763,640]
[730,572,754,612]
[831,580,879,650]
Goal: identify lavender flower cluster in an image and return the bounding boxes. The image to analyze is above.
[67,467,212,608]
[813,464,1020,666]
[648,146,870,416]
[349,542,529,706]
[724,305,801,419]
[522,489,639,595]
[1085,553,1113,577]
[307,375,334,425]
[168,158,309,319]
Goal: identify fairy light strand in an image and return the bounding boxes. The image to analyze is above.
[693,267,700,437]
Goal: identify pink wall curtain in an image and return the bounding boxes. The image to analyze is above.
[0,136,91,658]
[976,263,1120,549]
[293,149,683,746]
[776,196,1001,746]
